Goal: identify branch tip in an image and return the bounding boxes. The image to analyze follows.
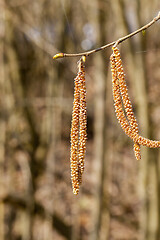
[53,53,64,60]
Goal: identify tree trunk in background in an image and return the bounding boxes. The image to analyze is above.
[89,1,107,239]
[136,4,159,240]
[91,54,106,240]
[157,151,160,239]
[0,1,5,239]
[95,2,111,240]
[5,11,33,240]
[133,50,149,240]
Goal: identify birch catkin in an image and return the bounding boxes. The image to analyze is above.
[112,46,141,160]
[70,73,80,194]
[110,54,134,138]
[112,47,139,133]
[110,48,160,161]
[70,57,87,194]
[79,57,87,177]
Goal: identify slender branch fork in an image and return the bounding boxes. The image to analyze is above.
[53,11,160,60]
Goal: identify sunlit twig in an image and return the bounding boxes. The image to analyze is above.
[53,11,160,59]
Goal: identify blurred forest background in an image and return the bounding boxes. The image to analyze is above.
[0,0,160,240]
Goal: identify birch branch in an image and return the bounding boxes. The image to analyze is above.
[53,11,160,59]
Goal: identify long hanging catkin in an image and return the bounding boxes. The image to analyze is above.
[110,54,135,138]
[112,46,141,160]
[70,72,80,195]
[111,53,141,162]
[78,57,87,178]
[112,47,139,133]
[70,56,87,194]
[110,47,160,157]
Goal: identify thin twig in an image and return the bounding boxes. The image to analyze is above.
[53,11,160,59]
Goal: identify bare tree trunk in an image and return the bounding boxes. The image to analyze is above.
[88,2,107,239]
[157,151,160,239]
[136,3,159,239]
[90,54,105,240]
[0,2,5,239]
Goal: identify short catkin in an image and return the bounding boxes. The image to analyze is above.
[70,56,87,194]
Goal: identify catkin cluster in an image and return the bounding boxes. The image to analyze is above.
[110,46,160,160]
[70,57,87,194]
